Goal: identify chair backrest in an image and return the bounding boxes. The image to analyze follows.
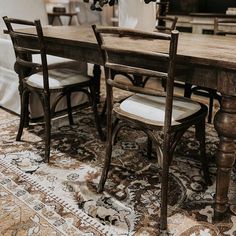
[92,25,179,129]
[156,16,178,33]
[214,18,236,35]
[3,16,49,92]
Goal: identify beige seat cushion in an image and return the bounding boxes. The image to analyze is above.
[26,68,90,89]
[119,93,201,126]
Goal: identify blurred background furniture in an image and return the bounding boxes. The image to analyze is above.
[47,0,111,26]
[45,0,77,25]
[166,0,236,34]
[214,17,236,35]
[0,0,89,119]
[48,11,77,25]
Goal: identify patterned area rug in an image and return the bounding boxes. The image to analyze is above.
[0,159,109,236]
[0,104,236,235]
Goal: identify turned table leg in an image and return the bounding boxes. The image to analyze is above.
[214,95,236,219]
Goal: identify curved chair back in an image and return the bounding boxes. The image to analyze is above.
[3,16,49,93]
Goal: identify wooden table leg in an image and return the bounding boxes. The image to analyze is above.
[214,94,236,219]
[93,64,101,104]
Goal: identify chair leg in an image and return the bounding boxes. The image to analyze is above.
[97,136,113,193]
[16,90,29,141]
[23,92,30,128]
[42,95,51,163]
[216,92,222,105]
[97,116,113,193]
[98,78,113,192]
[147,136,153,159]
[66,92,74,125]
[100,98,107,123]
[184,83,192,98]
[161,78,167,91]
[111,119,122,145]
[160,141,171,232]
[90,84,105,141]
[208,93,214,123]
[195,119,211,185]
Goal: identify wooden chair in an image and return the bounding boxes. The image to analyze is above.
[92,25,210,232]
[3,16,104,162]
[184,18,236,123]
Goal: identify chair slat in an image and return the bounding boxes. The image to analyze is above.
[102,45,169,61]
[16,57,41,69]
[10,31,38,39]
[14,45,41,54]
[4,17,36,26]
[107,78,166,97]
[106,62,168,79]
[96,26,172,40]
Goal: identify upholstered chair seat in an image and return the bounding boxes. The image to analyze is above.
[26,68,90,90]
[117,94,202,126]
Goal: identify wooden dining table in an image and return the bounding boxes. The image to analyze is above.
[15,25,236,220]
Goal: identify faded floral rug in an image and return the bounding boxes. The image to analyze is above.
[0,103,236,235]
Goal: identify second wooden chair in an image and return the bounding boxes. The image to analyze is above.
[93,25,210,232]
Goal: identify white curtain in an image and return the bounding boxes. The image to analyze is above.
[118,0,156,31]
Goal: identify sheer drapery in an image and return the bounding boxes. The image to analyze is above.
[118,0,156,31]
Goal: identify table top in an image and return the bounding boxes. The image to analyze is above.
[18,25,236,71]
